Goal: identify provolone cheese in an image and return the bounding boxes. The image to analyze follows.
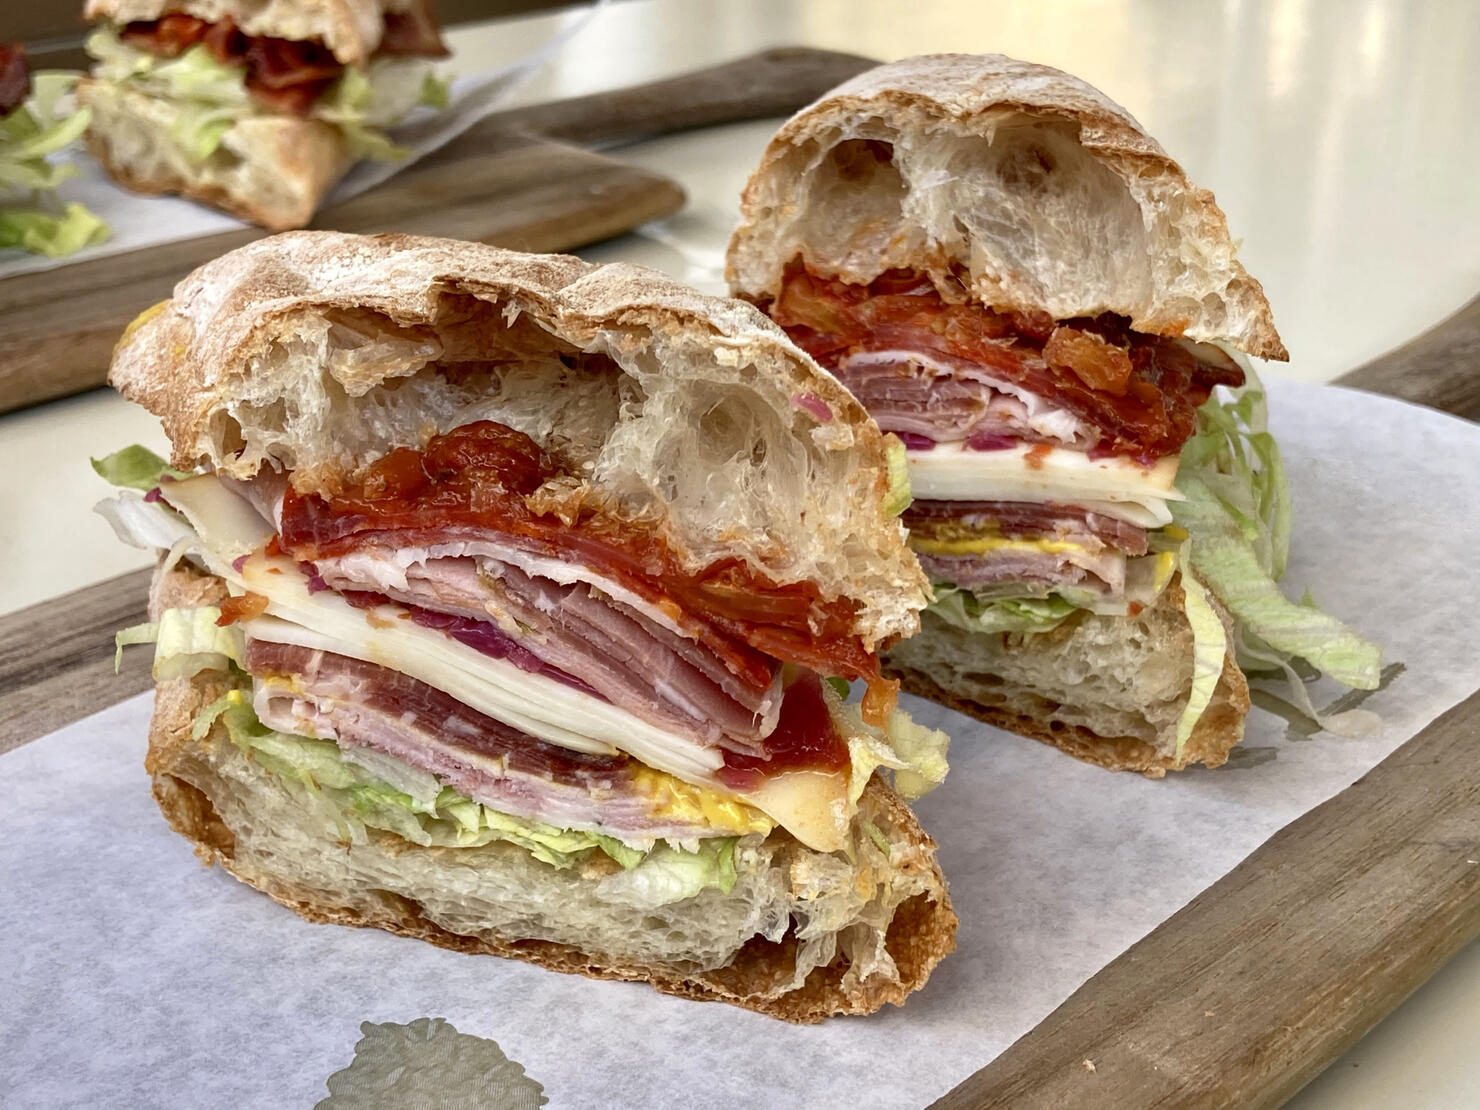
[906,442,1180,527]
[152,475,852,851]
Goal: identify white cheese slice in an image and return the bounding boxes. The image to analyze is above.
[152,475,853,851]
[907,442,1181,526]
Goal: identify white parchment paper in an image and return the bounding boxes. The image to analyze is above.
[4,379,1479,1109]
[0,2,607,282]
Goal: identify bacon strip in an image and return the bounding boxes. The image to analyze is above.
[0,44,30,118]
[117,8,445,116]
[769,264,1243,461]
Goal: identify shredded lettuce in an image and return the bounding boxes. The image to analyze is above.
[837,693,950,804]
[1,72,109,256]
[1172,545,1228,756]
[188,675,740,902]
[589,838,738,906]
[1175,374,1381,691]
[114,604,246,679]
[0,203,109,257]
[87,26,448,165]
[91,444,189,490]
[881,433,912,516]
[927,586,1077,635]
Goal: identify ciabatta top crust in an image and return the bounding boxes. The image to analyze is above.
[85,0,418,65]
[727,53,1287,360]
[110,231,927,649]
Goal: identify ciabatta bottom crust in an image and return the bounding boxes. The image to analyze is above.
[885,580,1250,775]
[143,563,956,1022]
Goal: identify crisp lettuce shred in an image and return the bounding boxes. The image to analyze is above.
[1172,545,1228,755]
[929,587,1077,636]
[1,72,109,256]
[1174,373,1381,693]
[881,433,912,517]
[115,604,246,679]
[834,688,950,804]
[87,26,449,164]
[192,685,739,898]
[91,444,190,490]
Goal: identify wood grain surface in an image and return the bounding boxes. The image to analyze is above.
[0,47,875,414]
[2,100,1478,1107]
[1,302,1477,1110]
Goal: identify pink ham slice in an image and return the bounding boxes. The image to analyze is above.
[245,639,732,843]
[312,546,783,756]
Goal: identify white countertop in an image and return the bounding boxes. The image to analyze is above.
[4,1,1477,1104]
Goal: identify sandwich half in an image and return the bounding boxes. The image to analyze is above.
[96,230,956,1021]
[728,54,1380,774]
[79,1,450,229]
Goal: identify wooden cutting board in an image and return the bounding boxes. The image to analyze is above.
[2,295,1478,1108]
[0,47,875,414]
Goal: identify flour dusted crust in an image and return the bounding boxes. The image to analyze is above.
[884,579,1251,774]
[85,0,415,65]
[110,231,929,649]
[78,79,348,231]
[727,53,1286,360]
[145,562,956,1022]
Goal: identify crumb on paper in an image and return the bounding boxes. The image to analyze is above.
[1082,1059,1096,1073]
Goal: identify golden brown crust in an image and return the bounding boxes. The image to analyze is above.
[107,230,930,651]
[889,640,1250,776]
[143,561,956,1021]
[727,53,1287,360]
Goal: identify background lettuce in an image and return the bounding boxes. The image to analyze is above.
[1,72,108,256]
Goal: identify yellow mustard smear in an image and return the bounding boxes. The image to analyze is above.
[630,765,774,837]
[909,534,1087,558]
[116,299,170,354]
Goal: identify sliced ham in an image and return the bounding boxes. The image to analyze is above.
[835,348,1095,449]
[312,542,783,755]
[245,639,732,844]
[916,546,1125,595]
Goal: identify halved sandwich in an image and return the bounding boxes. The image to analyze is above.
[728,54,1380,774]
[79,1,450,229]
[96,230,955,1021]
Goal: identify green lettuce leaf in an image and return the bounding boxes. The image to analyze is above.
[592,838,738,905]
[1175,374,1380,691]
[0,72,110,256]
[114,604,246,679]
[881,433,912,516]
[927,586,1077,635]
[0,203,109,257]
[91,444,190,490]
[1173,545,1229,756]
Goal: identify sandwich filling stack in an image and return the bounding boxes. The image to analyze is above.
[729,54,1380,773]
[97,231,955,1020]
[79,0,450,229]
[0,44,109,255]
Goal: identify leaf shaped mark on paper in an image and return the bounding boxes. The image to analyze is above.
[317,1017,548,1110]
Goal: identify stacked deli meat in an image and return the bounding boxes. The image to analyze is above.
[97,232,956,1021]
[730,54,1379,773]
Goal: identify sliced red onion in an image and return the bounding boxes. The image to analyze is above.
[965,431,1018,451]
[897,432,937,451]
[790,391,833,422]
